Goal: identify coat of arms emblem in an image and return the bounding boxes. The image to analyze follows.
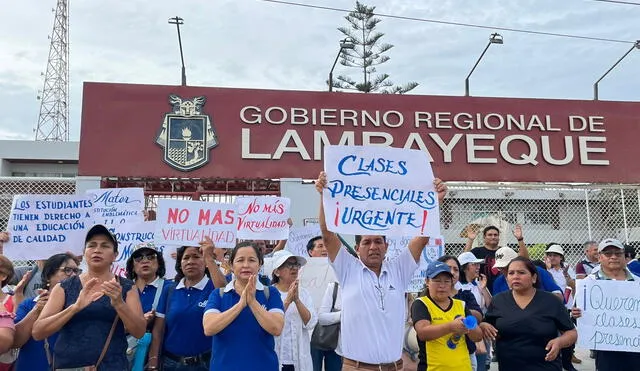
[156,94,218,171]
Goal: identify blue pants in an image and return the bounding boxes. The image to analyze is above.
[162,357,209,371]
[310,346,342,371]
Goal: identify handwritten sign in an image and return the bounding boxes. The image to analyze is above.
[155,199,237,248]
[323,145,440,237]
[5,195,93,259]
[299,257,338,311]
[236,196,291,240]
[405,237,445,293]
[86,187,145,225]
[285,225,322,258]
[575,279,640,353]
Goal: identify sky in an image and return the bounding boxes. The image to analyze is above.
[1,0,639,141]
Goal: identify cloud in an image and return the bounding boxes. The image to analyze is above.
[1,0,638,141]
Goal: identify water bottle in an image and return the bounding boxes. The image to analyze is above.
[447,315,476,349]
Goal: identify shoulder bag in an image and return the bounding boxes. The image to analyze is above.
[310,282,340,351]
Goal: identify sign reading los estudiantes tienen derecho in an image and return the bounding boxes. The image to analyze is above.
[79,82,639,183]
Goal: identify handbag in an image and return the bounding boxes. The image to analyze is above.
[310,282,340,351]
[54,315,119,371]
[127,279,165,367]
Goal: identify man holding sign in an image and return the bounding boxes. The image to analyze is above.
[315,145,447,371]
[573,238,640,371]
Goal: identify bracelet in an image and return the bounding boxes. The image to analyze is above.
[517,237,524,242]
[148,356,158,361]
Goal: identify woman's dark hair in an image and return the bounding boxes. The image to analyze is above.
[174,246,209,282]
[41,253,77,290]
[229,241,264,266]
[506,257,541,289]
[125,249,166,281]
[0,256,14,288]
[532,259,546,269]
[459,262,472,284]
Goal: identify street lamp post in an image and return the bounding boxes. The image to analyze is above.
[329,38,355,92]
[168,16,187,86]
[593,40,640,100]
[465,33,504,97]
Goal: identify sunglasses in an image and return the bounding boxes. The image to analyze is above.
[281,261,301,269]
[134,254,157,263]
[59,267,82,275]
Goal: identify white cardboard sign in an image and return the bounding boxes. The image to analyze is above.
[236,196,291,240]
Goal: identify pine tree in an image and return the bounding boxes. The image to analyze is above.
[330,1,418,94]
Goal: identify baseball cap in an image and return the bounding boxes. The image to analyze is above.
[425,261,453,279]
[598,238,624,252]
[85,224,118,251]
[493,247,518,269]
[458,252,484,266]
[270,250,307,276]
[545,244,565,256]
[132,242,158,255]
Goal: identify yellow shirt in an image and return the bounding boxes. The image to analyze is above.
[419,296,472,371]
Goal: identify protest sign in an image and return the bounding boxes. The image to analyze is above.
[286,225,322,257]
[299,257,338,311]
[323,145,440,237]
[575,279,640,353]
[5,194,93,259]
[236,196,291,240]
[155,199,237,248]
[405,237,445,293]
[108,221,178,279]
[86,187,145,225]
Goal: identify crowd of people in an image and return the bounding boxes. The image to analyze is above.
[0,171,637,370]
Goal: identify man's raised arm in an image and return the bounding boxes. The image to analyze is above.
[408,178,448,262]
[316,172,342,262]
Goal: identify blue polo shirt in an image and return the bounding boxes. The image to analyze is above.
[137,277,165,313]
[204,279,284,371]
[492,266,562,296]
[14,297,59,371]
[156,277,212,357]
[628,260,640,276]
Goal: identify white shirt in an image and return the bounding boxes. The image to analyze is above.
[331,247,418,364]
[547,267,575,308]
[275,287,317,371]
[317,282,342,354]
[459,281,485,310]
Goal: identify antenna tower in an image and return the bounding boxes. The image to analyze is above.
[35,0,69,141]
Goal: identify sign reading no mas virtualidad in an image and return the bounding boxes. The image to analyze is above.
[236,196,291,240]
[576,279,640,353]
[155,199,237,248]
[323,145,440,237]
[5,194,93,259]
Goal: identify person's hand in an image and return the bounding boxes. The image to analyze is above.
[434,178,447,203]
[286,280,299,305]
[545,338,562,361]
[170,251,177,260]
[449,317,468,335]
[478,274,488,291]
[287,218,293,227]
[13,269,33,307]
[465,225,478,241]
[544,256,552,270]
[34,290,50,312]
[244,275,257,305]
[144,310,156,324]
[0,232,9,243]
[199,236,215,261]
[101,277,124,308]
[571,308,582,319]
[479,322,498,340]
[73,278,104,310]
[513,224,524,241]
[315,172,327,194]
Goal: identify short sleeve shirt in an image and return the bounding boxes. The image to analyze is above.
[14,297,59,371]
[484,290,574,371]
[470,247,500,295]
[204,280,284,371]
[156,277,212,357]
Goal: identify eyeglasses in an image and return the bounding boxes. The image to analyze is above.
[59,267,82,275]
[281,261,301,269]
[601,251,624,258]
[431,279,453,286]
[134,254,157,263]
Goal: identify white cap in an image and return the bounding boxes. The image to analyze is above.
[598,238,624,252]
[458,252,484,266]
[270,250,307,276]
[545,244,565,256]
[493,247,518,269]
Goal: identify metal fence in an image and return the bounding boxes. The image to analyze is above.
[2,177,640,269]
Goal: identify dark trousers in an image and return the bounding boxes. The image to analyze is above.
[595,351,640,371]
[310,346,343,371]
[282,365,295,371]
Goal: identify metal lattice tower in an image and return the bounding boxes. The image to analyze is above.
[35,0,69,141]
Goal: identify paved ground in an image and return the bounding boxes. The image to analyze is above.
[574,348,596,371]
